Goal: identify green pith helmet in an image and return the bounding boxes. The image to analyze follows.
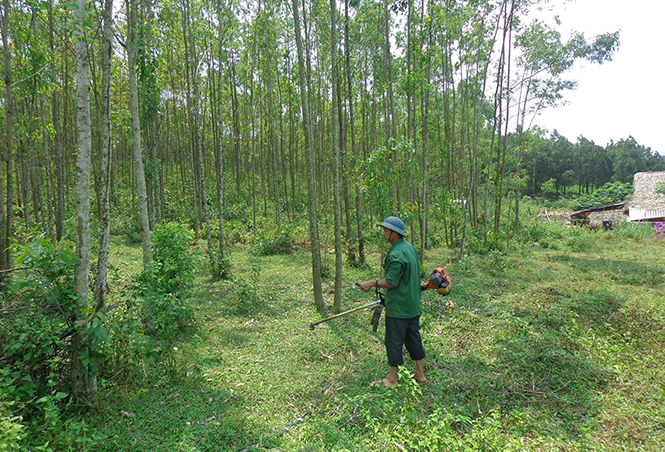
[379,216,406,238]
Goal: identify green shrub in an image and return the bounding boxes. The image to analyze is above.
[2,239,80,402]
[465,226,502,254]
[224,278,261,316]
[137,223,196,337]
[572,182,633,210]
[224,219,253,244]
[251,228,294,255]
[112,215,143,244]
[519,217,566,249]
[614,221,656,240]
[209,249,232,281]
[150,223,196,296]
[566,229,598,253]
[0,406,24,452]
[1,238,104,451]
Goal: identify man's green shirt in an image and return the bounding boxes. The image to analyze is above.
[383,238,421,318]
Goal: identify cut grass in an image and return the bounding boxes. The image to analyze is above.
[72,232,665,451]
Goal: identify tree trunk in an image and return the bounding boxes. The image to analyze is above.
[330,0,343,313]
[72,0,93,396]
[215,0,227,276]
[420,9,432,266]
[128,0,153,268]
[39,94,55,241]
[49,4,65,242]
[291,0,324,311]
[95,0,113,313]
[0,0,12,284]
[263,24,281,232]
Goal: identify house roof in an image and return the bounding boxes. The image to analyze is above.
[628,171,665,222]
[570,201,626,218]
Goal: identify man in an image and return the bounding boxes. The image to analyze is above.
[359,216,426,388]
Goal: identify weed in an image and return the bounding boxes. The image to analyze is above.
[223,278,262,316]
[566,228,598,252]
[209,249,233,281]
[251,228,294,255]
[14,220,665,451]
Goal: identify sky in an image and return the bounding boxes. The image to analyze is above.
[531,0,665,155]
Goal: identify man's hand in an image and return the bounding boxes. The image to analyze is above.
[358,280,375,292]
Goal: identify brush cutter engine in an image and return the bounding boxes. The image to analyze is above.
[422,267,452,295]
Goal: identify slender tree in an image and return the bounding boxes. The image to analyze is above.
[330,0,343,313]
[291,0,324,310]
[72,0,93,395]
[0,0,12,284]
[127,0,152,268]
[95,0,113,312]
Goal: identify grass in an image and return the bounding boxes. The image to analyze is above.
[65,226,665,451]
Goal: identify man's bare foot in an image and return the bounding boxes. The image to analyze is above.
[413,375,428,385]
[370,378,398,388]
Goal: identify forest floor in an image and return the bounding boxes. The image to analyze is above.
[77,225,665,451]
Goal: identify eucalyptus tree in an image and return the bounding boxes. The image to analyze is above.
[71,0,94,395]
[181,0,210,244]
[137,0,163,227]
[0,0,13,282]
[127,0,153,268]
[343,0,365,265]
[291,0,324,311]
[213,0,229,279]
[48,4,65,242]
[257,0,282,231]
[95,0,114,312]
[329,0,343,312]
[418,0,434,265]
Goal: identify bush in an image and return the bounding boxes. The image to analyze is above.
[572,182,633,210]
[2,239,80,403]
[615,221,657,240]
[0,409,24,452]
[465,226,502,255]
[519,217,566,249]
[150,223,196,295]
[112,215,143,244]
[566,228,598,253]
[137,223,196,338]
[1,238,103,451]
[224,278,262,316]
[251,228,294,255]
[209,249,232,281]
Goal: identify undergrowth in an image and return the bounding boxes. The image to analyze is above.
[3,221,664,451]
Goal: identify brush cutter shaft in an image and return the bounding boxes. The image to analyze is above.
[307,300,380,328]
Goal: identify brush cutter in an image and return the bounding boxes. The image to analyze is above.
[301,267,451,331]
[421,267,452,295]
[300,283,385,331]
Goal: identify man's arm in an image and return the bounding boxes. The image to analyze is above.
[358,278,396,292]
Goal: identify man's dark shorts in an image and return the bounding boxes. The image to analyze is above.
[384,315,425,367]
